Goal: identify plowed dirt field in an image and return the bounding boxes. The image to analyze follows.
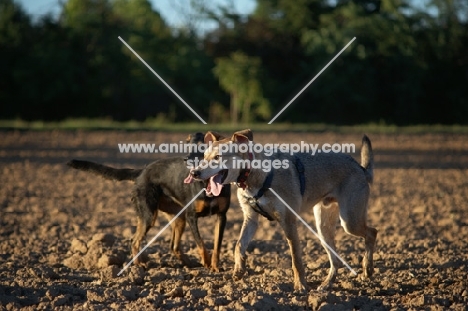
[1,130,467,310]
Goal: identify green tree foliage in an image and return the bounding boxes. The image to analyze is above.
[0,0,215,121]
[213,51,270,123]
[206,0,467,124]
[299,0,424,124]
[0,0,467,124]
[0,0,32,118]
[60,0,176,120]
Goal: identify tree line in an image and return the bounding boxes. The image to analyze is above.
[1,0,467,125]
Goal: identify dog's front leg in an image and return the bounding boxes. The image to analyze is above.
[211,212,227,272]
[186,207,210,268]
[278,213,307,293]
[233,200,259,279]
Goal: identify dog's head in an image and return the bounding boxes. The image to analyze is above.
[184,129,253,196]
[183,132,205,168]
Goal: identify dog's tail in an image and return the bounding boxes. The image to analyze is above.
[360,135,373,184]
[67,159,142,181]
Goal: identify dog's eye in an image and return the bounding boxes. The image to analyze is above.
[214,155,220,161]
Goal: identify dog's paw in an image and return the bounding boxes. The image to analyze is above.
[294,281,308,294]
[133,253,149,267]
[200,251,212,269]
[317,281,332,292]
[232,268,246,280]
[200,257,211,269]
[362,258,374,278]
[362,269,374,280]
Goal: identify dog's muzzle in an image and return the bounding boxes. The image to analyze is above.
[190,169,201,179]
[184,169,201,184]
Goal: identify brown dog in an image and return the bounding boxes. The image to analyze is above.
[68,133,230,271]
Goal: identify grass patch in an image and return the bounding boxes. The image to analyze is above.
[0,118,467,134]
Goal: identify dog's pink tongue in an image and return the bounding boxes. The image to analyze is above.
[209,174,224,196]
[184,173,194,184]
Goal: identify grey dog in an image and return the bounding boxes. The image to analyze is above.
[185,129,377,292]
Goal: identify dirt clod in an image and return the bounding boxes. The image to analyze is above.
[71,238,88,254]
[165,286,184,298]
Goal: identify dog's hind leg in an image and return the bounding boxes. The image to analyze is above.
[362,226,377,278]
[131,205,155,266]
[313,201,341,291]
[165,210,190,266]
[169,214,185,259]
[338,187,377,280]
[132,217,151,266]
[157,195,189,265]
[131,185,159,266]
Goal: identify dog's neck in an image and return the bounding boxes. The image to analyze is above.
[235,150,270,191]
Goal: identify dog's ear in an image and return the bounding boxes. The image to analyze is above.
[194,132,205,143]
[204,131,224,144]
[187,132,205,144]
[232,129,253,144]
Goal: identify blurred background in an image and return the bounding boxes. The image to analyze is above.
[1,0,467,125]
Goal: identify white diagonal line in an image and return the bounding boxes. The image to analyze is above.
[268,37,356,124]
[269,188,357,275]
[118,36,207,124]
[117,188,205,276]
